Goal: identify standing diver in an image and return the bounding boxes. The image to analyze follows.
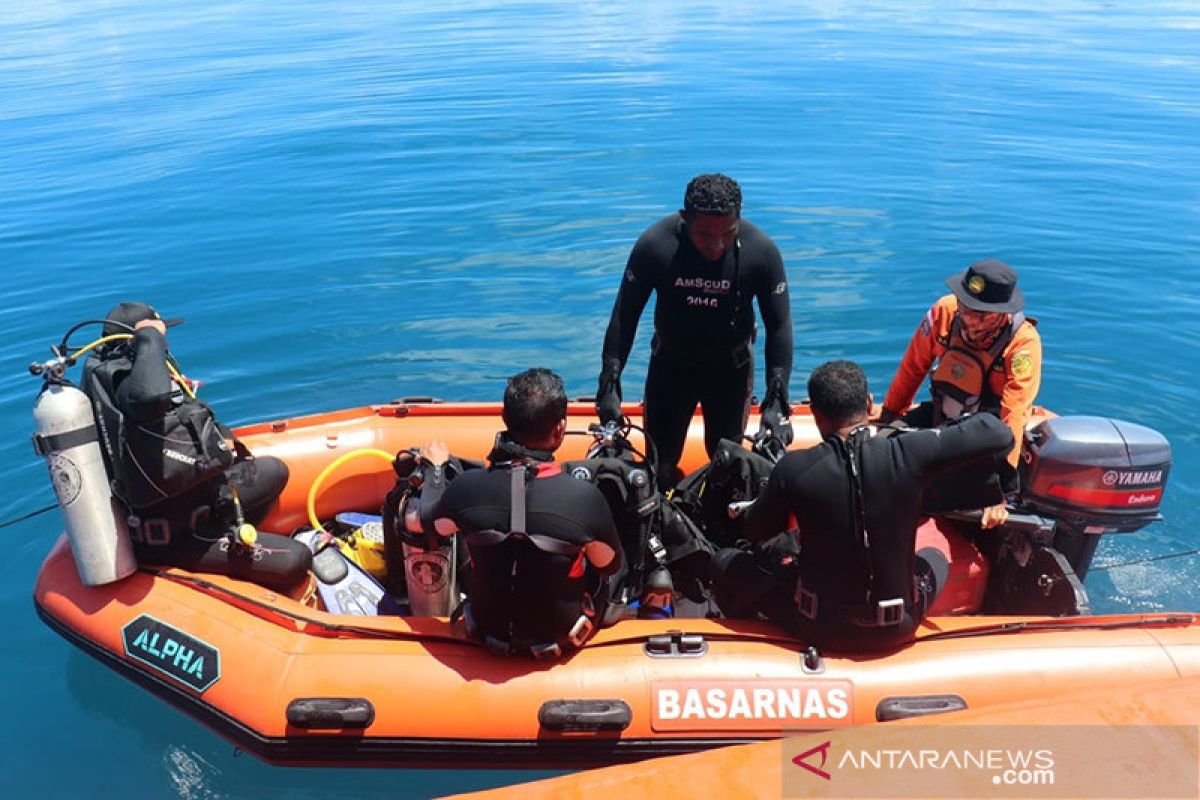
[595,173,794,487]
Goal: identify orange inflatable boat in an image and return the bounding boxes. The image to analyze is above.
[446,676,1200,799]
[34,399,1190,768]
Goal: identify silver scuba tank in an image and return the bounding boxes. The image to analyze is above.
[401,497,458,617]
[32,381,137,586]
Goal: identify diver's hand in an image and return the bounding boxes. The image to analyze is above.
[727,500,754,519]
[596,385,623,427]
[877,407,899,425]
[422,440,449,467]
[980,503,1010,529]
[596,360,625,426]
[757,399,793,451]
[134,318,167,336]
[757,369,793,453]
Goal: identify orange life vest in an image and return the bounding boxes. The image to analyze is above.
[929,312,1025,424]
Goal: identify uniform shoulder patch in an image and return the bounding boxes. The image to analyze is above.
[1011,351,1035,378]
[919,308,934,337]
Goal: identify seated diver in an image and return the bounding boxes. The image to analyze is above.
[712,360,1012,652]
[82,302,311,592]
[418,368,624,658]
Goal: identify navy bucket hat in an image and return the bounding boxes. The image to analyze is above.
[946,259,1024,313]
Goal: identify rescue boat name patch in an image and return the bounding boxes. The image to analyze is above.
[121,615,220,693]
[651,679,853,732]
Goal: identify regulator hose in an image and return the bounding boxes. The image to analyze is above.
[57,331,197,399]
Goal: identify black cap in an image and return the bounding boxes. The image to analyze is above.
[102,302,185,337]
[945,259,1023,313]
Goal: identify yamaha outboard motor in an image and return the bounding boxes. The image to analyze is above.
[1020,415,1170,580]
[981,415,1170,617]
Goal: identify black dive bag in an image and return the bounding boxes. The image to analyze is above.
[84,353,234,509]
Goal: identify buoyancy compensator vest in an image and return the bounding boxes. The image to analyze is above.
[929,312,1026,424]
[672,438,776,550]
[463,461,599,657]
[561,455,656,567]
[562,451,715,604]
[83,352,234,510]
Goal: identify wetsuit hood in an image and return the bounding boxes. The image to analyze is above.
[487,432,556,466]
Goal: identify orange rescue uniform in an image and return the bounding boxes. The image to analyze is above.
[882,294,1042,468]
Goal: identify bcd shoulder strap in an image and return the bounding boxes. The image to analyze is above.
[509,463,526,535]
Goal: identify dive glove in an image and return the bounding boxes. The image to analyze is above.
[596,358,624,426]
[757,368,793,454]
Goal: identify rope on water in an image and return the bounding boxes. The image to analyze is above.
[0,503,57,530]
[1090,548,1200,572]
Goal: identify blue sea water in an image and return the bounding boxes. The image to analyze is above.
[2,1,1198,796]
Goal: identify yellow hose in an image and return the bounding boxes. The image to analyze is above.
[71,332,196,399]
[71,333,132,359]
[165,360,196,399]
[306,448,397,536]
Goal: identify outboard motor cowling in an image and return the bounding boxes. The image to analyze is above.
[1020,415,1171,579]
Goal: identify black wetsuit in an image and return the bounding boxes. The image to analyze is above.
[601,213,793,483]
[84,327,310,592]
[716,413,1012,652]
[427,440,622,651]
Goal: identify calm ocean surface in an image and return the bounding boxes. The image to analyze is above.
[2,1,1198,796]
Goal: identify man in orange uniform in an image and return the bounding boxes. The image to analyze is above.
[878,259,1041,527]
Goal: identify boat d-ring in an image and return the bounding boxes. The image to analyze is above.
[801,645,824,674]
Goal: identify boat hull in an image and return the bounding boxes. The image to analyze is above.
[38,400,1199,768]
[35,535,1200,767]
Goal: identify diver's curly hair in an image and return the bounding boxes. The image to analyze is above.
[808,360,870,428]
[683,173,742,216]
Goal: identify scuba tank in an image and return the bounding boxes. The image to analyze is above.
[31,359,136,586]
[382,449,461,617]
[399,497,458,617]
